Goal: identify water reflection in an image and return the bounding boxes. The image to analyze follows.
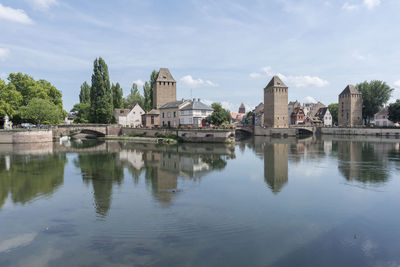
[0,152,67,209]
[264,140,288,193]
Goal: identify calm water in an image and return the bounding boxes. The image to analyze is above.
[1,136,400,267]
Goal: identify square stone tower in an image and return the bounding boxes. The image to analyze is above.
[264,76,289,128]
[338,85,363,127]
[153,68,177,110]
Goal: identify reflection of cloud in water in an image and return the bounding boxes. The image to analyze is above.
[16,247,62,267]
[0,232,37,253]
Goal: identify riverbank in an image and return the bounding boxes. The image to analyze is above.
[100,136,178,144]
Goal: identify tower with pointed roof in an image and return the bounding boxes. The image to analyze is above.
[238,103,246,114]
[264,76,288,128]
[338,85,362,127]
[153,68,177,109]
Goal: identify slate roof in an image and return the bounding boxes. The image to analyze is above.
[339,85,361,96]
[156,68,176,82]
[266,75,287,88]
[315,107,329,120]
[159,100,187,109]
[181,101,213,111]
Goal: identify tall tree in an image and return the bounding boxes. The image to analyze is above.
[123,82,144,108]
[71,103,90,123]
[0,79,22,119]
[79,81,91,104]
[328,103,338,125]
[89,57,113,123]
[388,100,400,123]
[206,103,231,126]
[356,80,394,124]
[143,82,152,112]
[111,82,123,109]
[149,70,158,109]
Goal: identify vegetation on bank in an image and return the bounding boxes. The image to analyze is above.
[0,73,66,125]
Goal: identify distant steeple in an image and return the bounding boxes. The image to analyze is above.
[239,103,246,114]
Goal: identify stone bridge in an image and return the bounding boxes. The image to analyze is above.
[52,124,121,139]
[235,126,254,135]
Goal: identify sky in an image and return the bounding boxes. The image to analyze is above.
[1,0,400,112]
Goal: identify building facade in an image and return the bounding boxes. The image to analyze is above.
[374,107,394,127]
[153,68,177,110]
[338,85,363,127]
[142,109,160,128]
[315,107,333,126]
[114,104,145,127]
[264,76,288,128]
[288,101,301,124]
[290,107,305,125]
[180,99,213,126]
[159,100,191,127]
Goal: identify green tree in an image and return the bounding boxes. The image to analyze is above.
[124,82,144,108]
[89,57,113,123]
[244,111,253,125]
[112,82,123,109]
[328,103,338,125]
[143,82,152,111]
[0,79,23,119]
[79,81,91,104]
[20,98,65,125]
[356,80,394,124]
[206,103,231,126]
[71,103,90,123]
[388,100,400,123]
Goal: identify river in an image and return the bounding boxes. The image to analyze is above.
[1,136,400,267]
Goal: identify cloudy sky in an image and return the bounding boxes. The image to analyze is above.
[0,0,399,111]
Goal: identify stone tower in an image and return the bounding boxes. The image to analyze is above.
[153,68,177,110]
[264,76,288,128]
[338,85,362,127]
[239,103,246,114]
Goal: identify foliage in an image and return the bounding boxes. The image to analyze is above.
[328,103,338,125]
[0,79,23,119]
[71,103,90,123]
[20,98,65,125]
[89,57,113,123]
[243,111,253,125]
[142,70,158,111]
[112,82,123,109]
[123,83,144,108]
[79,81,91,104]
[388,100,400,123]
[206,103,231,126]
[356,80,394,124]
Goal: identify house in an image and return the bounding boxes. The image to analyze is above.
[63,113,75,125]
[315,107,332,126]
[288,101,301,124]
[114,104,145,127]
[374,107,394,127]
[142,109,160,128]
[159,100,191,127]
[304,116,323,126]
[290,107,305,125]
[253,103,264,126]
[230,113,246,124]
[180,99,213,126]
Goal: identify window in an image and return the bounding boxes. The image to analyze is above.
[151,116,154,124]
[162,112,165,118]
[201,110,206,115]
[168,112,171,118]
[120,110,124,114]
[174,111,176,117]
[189,118,193,124]
[181,111,184,115]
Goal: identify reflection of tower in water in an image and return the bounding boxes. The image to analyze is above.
[337,141,362,180]
[264,142,288,194]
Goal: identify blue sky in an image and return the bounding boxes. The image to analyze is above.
[1,0,400,112]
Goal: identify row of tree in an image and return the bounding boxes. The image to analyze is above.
[72,57,159,124]
[0,73,66,125]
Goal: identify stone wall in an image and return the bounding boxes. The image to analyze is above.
[0,130,53,144]
[319,127,400,137]
[121,128,176,137]
[254,126,297,137]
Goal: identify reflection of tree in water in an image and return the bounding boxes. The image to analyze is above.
[336,141,390,185]
[0,154,67,210]
[74,153,123,217]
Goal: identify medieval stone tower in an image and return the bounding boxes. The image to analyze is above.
[239,103,246,114]
[338,85,362,127]
[153,68,177,109]
[264,76,288,128]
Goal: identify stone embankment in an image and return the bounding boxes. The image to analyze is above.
[317,127,400,137]
[0,129,53,144]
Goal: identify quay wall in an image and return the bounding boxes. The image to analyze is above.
[254,126,297,137]
[318,127,400,137]
[0,130,53,144]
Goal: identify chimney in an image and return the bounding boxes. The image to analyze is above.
[198,98,201,102]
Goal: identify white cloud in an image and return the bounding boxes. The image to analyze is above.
[249,72,262,78]
[342,2,360,10]
[28,0,58,11]
[250,66,328,88]
[364,0,381,9]
[303,96,317,103]
[180,75,218,87]
[133,79,145,87]
[0,233,37,253]
[0,4,33,24]
[0,48,10,61]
